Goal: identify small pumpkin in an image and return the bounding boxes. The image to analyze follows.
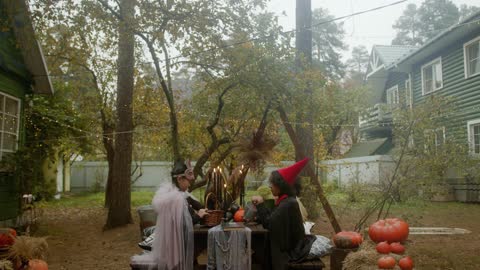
[390,242,405,254]
[332,231,363,249]
[376,241,391,254]
[398,256,414,270]
[368,218,409,243]
[378,256,396,269]
[0,228,16,247]
[233,209,244,222]
[28,259,48,270]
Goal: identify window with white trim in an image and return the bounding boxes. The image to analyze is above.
[424,127,445,152]
[464,37,480,78]
[386,85,399,104]
[405,75,412,109]
[421,57,443,95]
[0,93,20,160]
[467,119,480,156]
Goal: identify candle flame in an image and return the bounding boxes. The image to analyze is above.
[224,184,227,188]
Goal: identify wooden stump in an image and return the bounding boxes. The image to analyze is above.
[330,247,358,270]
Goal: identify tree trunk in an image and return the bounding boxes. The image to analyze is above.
[105,0,135,229]
[295,0,314,164]
[103,118,115,208]
[277,106,341,233]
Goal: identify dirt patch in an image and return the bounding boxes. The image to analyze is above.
[35,202,480,270]
[35,207,142,270]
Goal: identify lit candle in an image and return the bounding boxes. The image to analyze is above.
[217,167,221,206]
[213,168,216,209]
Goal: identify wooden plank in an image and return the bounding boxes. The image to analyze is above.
[409,227,471,235]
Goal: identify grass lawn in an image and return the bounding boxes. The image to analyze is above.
[35,190,480,270]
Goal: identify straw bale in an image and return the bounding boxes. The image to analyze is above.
[7,236,48,262]
[342,241,404,270]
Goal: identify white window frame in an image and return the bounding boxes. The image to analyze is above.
[421,57,443,95]
[0,92,21,161]
[464,36,480,79]
[434,127,446,148]
[467,119,480,156]
[405,74,412,109]
[424,127,445,151]
[386,85,399,105]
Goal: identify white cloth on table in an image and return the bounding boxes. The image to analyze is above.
[207,224,251,270]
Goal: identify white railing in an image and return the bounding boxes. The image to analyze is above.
[359,103,395,130]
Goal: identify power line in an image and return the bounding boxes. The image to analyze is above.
[33,0,408,78]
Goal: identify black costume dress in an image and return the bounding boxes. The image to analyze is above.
[186,195,204,224]
[256,196,315,270]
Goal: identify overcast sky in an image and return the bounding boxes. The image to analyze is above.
[267,0,480,60]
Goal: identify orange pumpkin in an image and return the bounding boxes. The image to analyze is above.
[233,209,244,222]
[28,259,48,270]
[332,231,363,249]
[0,228,16,247]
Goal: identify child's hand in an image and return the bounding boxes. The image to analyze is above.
[197,209,209,218]
[251,195,264,205]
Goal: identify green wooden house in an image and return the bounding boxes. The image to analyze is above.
[351,11,480,200]
[361,11,480,156]
[0,0,53,225]
[351,45,418,156]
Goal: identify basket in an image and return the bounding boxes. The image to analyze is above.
[203,210,224,227]
[0,246,9,259]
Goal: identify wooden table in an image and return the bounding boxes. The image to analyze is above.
[193,223,270,270]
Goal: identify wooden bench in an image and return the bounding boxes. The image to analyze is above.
[287,259,325,269]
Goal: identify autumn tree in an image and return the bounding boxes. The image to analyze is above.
[392,96,479,201]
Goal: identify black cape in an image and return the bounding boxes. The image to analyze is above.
[256,196,315,270]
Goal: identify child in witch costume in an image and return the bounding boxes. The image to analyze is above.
[252,158,316,270]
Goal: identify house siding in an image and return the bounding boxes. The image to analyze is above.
[411,30,480,145]
[384,72,409,105]
[0,8,31,221]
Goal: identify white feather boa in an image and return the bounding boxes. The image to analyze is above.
[132,182,194,270]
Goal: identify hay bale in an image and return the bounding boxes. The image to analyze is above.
[7,236,48,262]
[0,259,13,270]
[342,246,377,270]
[342,241,404,270]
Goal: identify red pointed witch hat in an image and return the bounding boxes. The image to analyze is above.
[277,158,309,185]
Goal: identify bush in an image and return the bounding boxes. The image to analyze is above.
[256,185,274,200]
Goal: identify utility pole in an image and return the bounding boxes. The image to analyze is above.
[295,0,314,163]
[293,0,342,233]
